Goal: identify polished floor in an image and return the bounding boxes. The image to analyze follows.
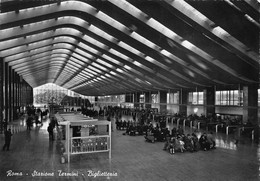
[0,115,259,181]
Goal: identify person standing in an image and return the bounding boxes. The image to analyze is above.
[3,128,13,151]
[47,123,54,141]
[50,116,58,129]
[26,115,33,131]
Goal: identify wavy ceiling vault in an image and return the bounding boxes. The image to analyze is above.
[0,0,259,96]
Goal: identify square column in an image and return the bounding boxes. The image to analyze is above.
[9,67,13,122]
[179,89,188,116]
[159,91,167,113]
[144,92,151,109]
[13,71,17,119]
[0,58,4,133]
[134,92,141,109]
[18,76,22,108]
[5,63,9,123]
[204,87,215,117]
[243,84,258,142]
[243,84,258,124]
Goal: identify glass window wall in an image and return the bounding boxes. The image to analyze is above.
[188,91,204,105]
[167,92,179,104]
[215,90,243,106]
[33,83,94,107]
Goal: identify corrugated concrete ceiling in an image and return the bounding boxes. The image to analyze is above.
[0,0,259,96]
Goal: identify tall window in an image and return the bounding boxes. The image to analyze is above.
[167,92,179,104]
[139,94,144,103]
[151,93,159,110]
[151,94,158,103]
[215,90,243,106]
[188,92,204,105]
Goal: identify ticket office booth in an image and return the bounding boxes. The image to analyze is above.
[59,120,111,163]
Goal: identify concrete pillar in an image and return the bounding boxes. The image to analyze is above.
[9,67,13,122]
[94,96,98,107]
[134,92,140,109]
[29,86,33,105]
[25,84,29,105]
[0,58,3,133]
[204,87,215,117]
[144,92,151,109]
[179,89,188,116]
[243,84,258,123]
[13,71,16,119]
[243,84,258,142]
[15,73,19,111]
[159,91,167,113]
[5,63,9,123]
[18,76,21,108]
[21,80,25,107]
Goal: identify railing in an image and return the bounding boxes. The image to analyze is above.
[70,135,110,155]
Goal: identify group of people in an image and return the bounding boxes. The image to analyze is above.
[116,120,160,137]
[2,105,53,151]
[141,123,216,154]
[144,126,171,142]
[115,119,137,130]
[26,107,49,130]
[125,123,147,136]
[164,132,216,154]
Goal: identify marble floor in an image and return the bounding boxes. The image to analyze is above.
[0,115,259,181]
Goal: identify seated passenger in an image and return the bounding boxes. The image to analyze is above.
[142,124,149,135]
[115,119,119,130]
[163,136,171,151]
[163,128,170,140]
[129,125,136,136]
[169,137,176,154]
[119,120,123,130]
[155,128,164,142]
[136,125,143,135]
[206,132,216,149]
[199,133,210,151]
[178,136,185,153]
[144,128,155,143]
[192,133,200,151]
[174,135,185,153]
[184,134,194,152]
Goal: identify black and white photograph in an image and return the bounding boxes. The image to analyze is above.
[0,0,259,180]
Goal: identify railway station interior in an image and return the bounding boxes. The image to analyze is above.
[0,0,260,180]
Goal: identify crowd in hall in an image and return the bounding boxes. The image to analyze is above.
[97,106,217,154]
[114,117,216,154]
[62,105,255,144]
[25,105,49,130]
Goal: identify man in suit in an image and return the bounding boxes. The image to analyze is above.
[3,128,13,151]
